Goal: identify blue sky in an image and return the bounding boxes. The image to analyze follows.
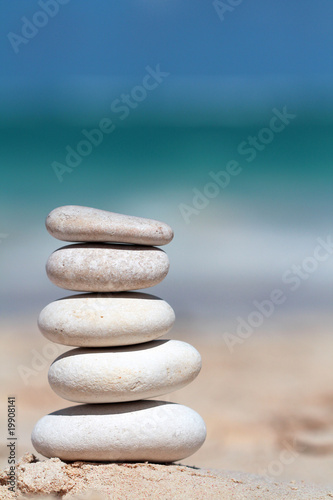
[1,1,332,80]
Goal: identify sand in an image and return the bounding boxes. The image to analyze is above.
[1,453,333,499]
[1,313,333,497]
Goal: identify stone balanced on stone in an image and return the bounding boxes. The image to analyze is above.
[32,205,206,462]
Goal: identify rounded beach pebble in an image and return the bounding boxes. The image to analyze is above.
[46,243,169,292]
[31,400,206,462]
[38,292,175,347]
[48,340,201,403]
[46,205,174,246]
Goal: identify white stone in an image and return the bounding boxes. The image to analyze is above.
[31,401,206,462]
[46,205,174,246]
[48,340,201,403]
[38,292,175,347]
[46,244,169,292]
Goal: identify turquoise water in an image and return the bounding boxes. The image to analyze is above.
[1,121,332,208]
[1,112,332,320]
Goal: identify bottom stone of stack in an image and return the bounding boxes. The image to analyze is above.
[31,400,206,463]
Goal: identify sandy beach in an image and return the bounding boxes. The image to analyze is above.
[1,313,333,498]
[2,453,333,499]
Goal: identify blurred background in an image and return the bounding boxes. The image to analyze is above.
[1,0,333,486]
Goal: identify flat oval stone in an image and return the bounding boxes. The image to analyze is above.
[31,401,206,462]
[46,244,169,292]
[38,292,175,347]
[46,205,174,246]
[48,340,201,403]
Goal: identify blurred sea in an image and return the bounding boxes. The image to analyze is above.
[1,78,332,327]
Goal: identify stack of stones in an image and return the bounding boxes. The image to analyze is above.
[32,206,206,463]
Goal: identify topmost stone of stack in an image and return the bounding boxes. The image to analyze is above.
[46,206,174,246]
